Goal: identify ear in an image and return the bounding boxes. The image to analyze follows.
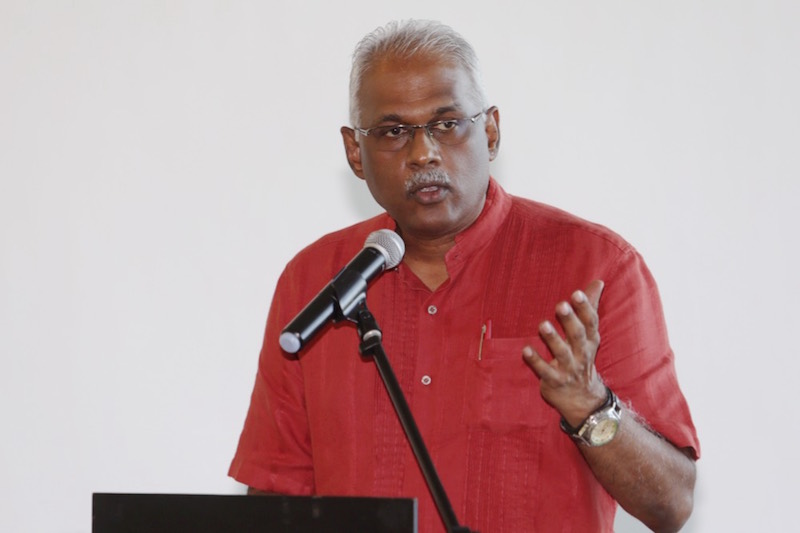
[484,106,501,161]
[340,126,365,179]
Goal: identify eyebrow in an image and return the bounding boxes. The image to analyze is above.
[373,105,465,126]
[433,105,462,116]
[374,113,404,124]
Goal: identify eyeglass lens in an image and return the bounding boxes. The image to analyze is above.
[366,114,483,152]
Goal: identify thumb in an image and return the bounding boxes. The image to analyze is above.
[584,279,605,309]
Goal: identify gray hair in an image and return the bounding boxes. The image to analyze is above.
[348,20,489,127]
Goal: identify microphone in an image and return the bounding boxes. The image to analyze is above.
[279,229,405,354]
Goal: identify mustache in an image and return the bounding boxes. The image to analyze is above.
[404,169,451,195]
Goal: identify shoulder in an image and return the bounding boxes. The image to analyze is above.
[270,214,394,311]
[284,214,394,279]
[507,195,634,256]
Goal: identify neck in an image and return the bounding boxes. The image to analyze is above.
[396,182,491,290]
[399,233,456,291]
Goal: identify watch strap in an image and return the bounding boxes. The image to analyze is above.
[559,386,615,436]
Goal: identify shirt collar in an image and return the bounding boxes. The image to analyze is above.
[376,177,512,272]
[445,177,512,269]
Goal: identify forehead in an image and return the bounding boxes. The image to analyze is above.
[357,54,479,124]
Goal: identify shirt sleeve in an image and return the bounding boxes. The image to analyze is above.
[228,266,316,494]
[596,246,700,459]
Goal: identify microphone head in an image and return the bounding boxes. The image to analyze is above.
[364,229,405,269]
[279,331,302,354]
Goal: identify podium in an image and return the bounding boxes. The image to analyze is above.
[92,493,417,533]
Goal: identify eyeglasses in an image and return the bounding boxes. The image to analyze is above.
[354,110,486,152]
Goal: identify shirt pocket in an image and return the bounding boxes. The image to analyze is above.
[465,336,556,430]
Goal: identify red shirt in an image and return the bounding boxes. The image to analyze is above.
[230,179,700,532]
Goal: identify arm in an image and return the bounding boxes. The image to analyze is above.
[523,281,696,532]
[228,267,316,495]
[576,408,696,531]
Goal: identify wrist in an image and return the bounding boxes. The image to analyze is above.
[560,386,622,447]
[559,384,609,428]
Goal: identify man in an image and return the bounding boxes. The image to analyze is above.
[230,20,699,532]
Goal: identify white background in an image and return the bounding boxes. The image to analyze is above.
[2,1,797,531]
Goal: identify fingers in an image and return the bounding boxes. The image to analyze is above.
[527,280,605,373]
[539,319,574,372]
[555,280,604,347]
[523,280,605,373]
[569,289,599,344]
[523,281,607,418]
[522,345,560,382]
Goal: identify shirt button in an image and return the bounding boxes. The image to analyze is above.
[421,375,432,386]
[427,305,438,315]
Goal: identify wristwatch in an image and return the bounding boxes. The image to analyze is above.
[559,387,622,446]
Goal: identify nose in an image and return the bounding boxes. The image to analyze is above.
[406,126,441,168]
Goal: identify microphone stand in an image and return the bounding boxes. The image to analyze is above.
[347,301,477,533]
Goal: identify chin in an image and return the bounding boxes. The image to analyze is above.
[406,215,470,240]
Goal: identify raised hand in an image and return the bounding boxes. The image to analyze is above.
[522,279,607,427]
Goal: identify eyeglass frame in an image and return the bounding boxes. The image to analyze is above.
[353,110,488,151]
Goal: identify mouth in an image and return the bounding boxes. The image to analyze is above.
[407,183,449,204]
[405,170,452,204]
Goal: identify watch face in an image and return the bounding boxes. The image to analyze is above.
[589,418,619,446]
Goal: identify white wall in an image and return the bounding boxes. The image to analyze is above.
[2,1,797,531]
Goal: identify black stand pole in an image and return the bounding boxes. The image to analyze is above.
[349,302,476,533]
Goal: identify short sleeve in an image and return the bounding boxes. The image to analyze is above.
[228,267,316,493]
[596,247,700,459]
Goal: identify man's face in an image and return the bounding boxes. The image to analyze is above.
[341,54,500,242]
